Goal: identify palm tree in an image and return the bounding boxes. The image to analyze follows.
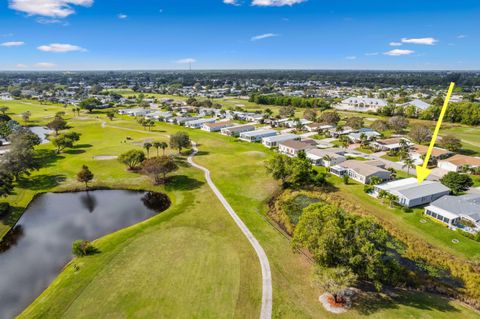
[322,155,332,167]
[402,157,415,175]
[143,142,152,158]
[159,141,168,155]
[152,141,162,157]
[387,194,398,208]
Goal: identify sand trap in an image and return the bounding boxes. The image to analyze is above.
[93,155,118,160]
[242,151,266,158]
[319,293,348,314]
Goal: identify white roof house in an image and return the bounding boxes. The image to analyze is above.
[425,194,480,230]
[401,99,431,111]
[306,149,346,167]
[220,124,255,137]
[335,96,388,112]
[262,134,300,148]
[374,177,450,208]
[201,121,233,132]
[185,118,216,128]
[239,129,277,142]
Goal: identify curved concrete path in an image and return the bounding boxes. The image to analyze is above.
[187,142,272,319]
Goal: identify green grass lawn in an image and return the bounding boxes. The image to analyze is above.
[381,154,401,162]
[2,100,480,318]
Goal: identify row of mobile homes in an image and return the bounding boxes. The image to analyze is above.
[306,149,347,167]
[221,124,255,137]
[239,129,277,142]
[262,134,300,148]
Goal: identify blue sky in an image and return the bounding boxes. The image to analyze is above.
[0,0,479,70]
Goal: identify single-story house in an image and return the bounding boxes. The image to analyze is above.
[410,144,453,164]
[348,129,381,143]
[278,139,317,157]
[168,116,200,125]
[330,160,391,184]
[370,137,412,152]
[118,108,152,117]
[145,111,173,121]
[374,177,450,208]
[284,119,313,128]
[220,124,255,137]
[305,123,335,133]
[201,121,233,132]
[327,126,356,138]
[400,99,431,112]
[437,154,480,172]
[306,149,346,167]
[262,134,300,148]
[185,118,216,129]
[424,194,480,230]
[335,96,388,112]
[239,129,277,142]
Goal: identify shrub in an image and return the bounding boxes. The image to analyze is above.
[141,192,171,212]
[0,202,11,218]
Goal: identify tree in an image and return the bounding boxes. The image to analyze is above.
[21,111,31,123]
[143,142,152,158]
[266,154,292,186]
[142,156,178,184]
[293,202,399,290]
[0,106,9,115]
[388,116,409,133]
[47,117,67,135]
[0,172,14,198]
[169,132,191,154]
[312,266,357,304]
[440,172,473,194]
[152,141,168,157]
[118,149,146,170]
[439,135,462,152]
[72,240,97,257]
[77,165,94,189]
[345,117,364,130]
[79,98,101,112]
[402,157,415,174]
[409,125,432,144]
[279,105,295,118]
[318,111,340,125]
[51,132,80,153]
[303,109,317,122]
[370,119,389,132]
[0,129,41,179]
[342,174,349,185]
[106,111,115,121]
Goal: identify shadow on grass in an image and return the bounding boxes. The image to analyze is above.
[17,174,66,191]
[353,289,461,316]
[74,144,93,149]
[458,148,477,156]
[36,149,65,167]
[64,149,86,155]
[165,175,204,191]
[195,151,210,156]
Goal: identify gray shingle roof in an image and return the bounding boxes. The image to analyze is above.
[430,194,480,222]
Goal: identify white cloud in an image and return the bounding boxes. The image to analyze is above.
[1,41,25,47]
[37,43,86,53]
[251,33,278,41]
[401,37,438,45]
[389,42,402,46]
[16,64,28,68]
[223,0,240,5]
[364,52,378,56]
[345,56,357,60]
[176,58,196,64]
[36,17,65,24]
[8,0,93,18]
[35,62,56,68]
[384,49,415,56]
[117,13,127,19]
[252,0,306,6]
[457,34,467,39]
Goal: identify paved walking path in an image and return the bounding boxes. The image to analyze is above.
[187,142,273,319]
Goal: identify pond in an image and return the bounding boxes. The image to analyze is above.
[0,190,169,319]
[28,126,53,144]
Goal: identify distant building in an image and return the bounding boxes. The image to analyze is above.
[184,118,216,129]
[201,121,233,132]
[371,137,412,152]
[335,96,388,112]
[400,99,431,112]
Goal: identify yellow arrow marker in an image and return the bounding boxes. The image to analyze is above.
[416,82,455,184]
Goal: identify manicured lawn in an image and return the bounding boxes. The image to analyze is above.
[381,154,401,162]
[3,100,479,318]
[442,126,480,156]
